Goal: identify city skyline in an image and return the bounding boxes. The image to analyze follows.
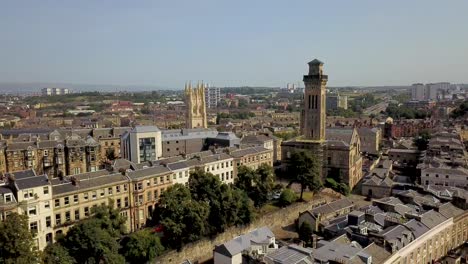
[1,1,468,88]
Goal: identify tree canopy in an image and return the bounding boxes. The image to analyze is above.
[120,229,164,264]
[450,101,468,118]
[155,184,210,249]
[413,130,431,151]
[235,164,276,207]
[0,213,40,264]
[42,204,127,264]
[385,103,430,119]
[287,151,323,200]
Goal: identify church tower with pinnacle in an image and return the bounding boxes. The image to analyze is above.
[185,82,208,129]
[301,59,328,141]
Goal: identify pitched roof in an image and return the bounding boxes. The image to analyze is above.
[437,203,464,218]
[15,174,49,189]
[213,226,274,257]
[404,219,429,238]
[264,244,313,264]
[126,166,170,180]
[52,173,128,196]
[311,198,354,216]
[308,59,324,65]
[419,210,447,228]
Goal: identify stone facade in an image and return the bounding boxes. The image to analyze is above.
[281,59,363,189]
[185,82,208,129]
[127,166,173,231]
[301,59,327,141]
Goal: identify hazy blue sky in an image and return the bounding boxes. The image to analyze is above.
[1,1,468,88]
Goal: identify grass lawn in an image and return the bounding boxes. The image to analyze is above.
[301,191,314,202]
[258,203,280,215]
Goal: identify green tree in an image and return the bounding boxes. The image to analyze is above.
[189,169,226,234]
[278,188,297,206]
[413,130,431,151]
[235,164,276,207]
[121,229,164,264]
[451,101,468,118]
[253,164,276,206]
[156,184,209,249]
[46,204,127,264]
[62,218,124,264]
[288,151,323,200]
[0,213,39,264]
[298,222,313,246]
[188,169,255,234]
[42,244,76,264]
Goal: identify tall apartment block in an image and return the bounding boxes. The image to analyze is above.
[204,84,220,109]
[411,82,451,101]
[41,87,71,96]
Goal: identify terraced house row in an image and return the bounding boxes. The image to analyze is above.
[0,145,273,251]
[0,125,271,177]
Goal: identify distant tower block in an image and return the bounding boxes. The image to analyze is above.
[185,82,208,129]
[301,59,328,141]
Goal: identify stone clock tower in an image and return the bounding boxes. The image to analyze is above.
[301,59,328,141]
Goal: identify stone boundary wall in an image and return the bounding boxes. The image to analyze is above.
[154,197,327,264]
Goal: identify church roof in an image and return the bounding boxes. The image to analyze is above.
[308,59,324,65]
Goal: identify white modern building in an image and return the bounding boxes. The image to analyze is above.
[121,126,163,163]
[41,87,71,96]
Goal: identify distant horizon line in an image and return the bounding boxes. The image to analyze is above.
[0,81,466,94]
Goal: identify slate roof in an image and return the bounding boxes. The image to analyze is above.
[419,210,447,228]
[311,198,354,216]
[201,153,233,164]
[314,240,363,263]
[15,174,49,189]
[126,166,170,180]
[326,128,354,144]
[166,161,190,171]
[52,173,128,196]
[438,202,464,218]
[6,169,37,180]
[240,135,272,145]
[37,140,64,149]
[380,225,414,250]
[229,147,270,158]
[403,219,429,238]
[214,226,274,257]
[6,141,36,151]
[264,244,313,264]
[111,159,137,171]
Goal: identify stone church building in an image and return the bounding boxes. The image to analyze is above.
[281,59,363,189]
